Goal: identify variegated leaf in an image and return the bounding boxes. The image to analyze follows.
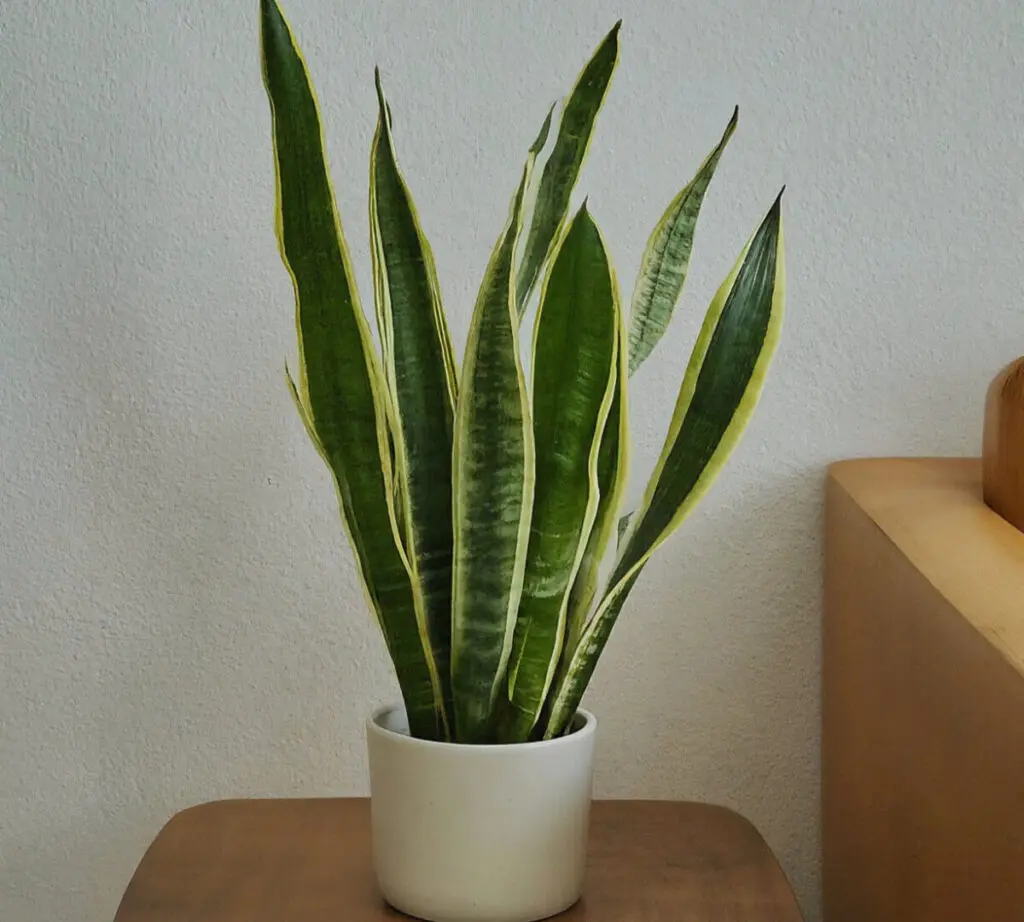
[562,312,630,657]
[370,71,458,732]
[260,0,446,739]
[628,108,738,374]
[501,205,620,742]
[515,22,620,315]
[450,164,536,743]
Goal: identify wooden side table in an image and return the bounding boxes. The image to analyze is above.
[114,799,802,921]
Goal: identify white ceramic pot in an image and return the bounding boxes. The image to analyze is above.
[366,705,597,922]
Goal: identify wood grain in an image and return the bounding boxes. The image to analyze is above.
[824,458,1024,922]
[114,799,801,922]
[983,357,1024,532]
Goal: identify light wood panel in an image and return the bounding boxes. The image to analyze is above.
[114,799,801,921]
[824,458,1024,922]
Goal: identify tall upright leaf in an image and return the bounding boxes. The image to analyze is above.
[515,22,620,315]
[563,312,630,656]
[501,206,619,742]
[450,168,536,744]
[628,108,738,375]
[260,0,446,739]
[370,71,458,730]
[543,192,786,738]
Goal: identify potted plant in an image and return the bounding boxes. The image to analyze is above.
[258,2,785,920]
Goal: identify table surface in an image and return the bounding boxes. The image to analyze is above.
[114,798,801,921]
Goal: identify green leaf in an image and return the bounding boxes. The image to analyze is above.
[260,0,446,740]
[562,314,630,657]
[532,105,555,156]
[450,166,536,744]
[511,104,556,261]
[513,104,555,275]
[370,71,458,732]
[628,108,738,375]
[616,511,633,549]
[543,191,786,738]
[284,361,323,456]
[515,22,620,316]
[500,205,620,742]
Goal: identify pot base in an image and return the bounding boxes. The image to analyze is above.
[380,890,582,922]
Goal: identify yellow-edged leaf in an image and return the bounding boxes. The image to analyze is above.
[450,157,537,743]
[370,71,458,732]
[260,0,446,739]
[501,205,620,742]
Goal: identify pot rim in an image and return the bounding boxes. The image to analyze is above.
[368,704,596,752]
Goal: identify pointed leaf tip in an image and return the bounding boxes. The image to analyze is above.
[514,17,620,314]
[529,104,556,155]
[259,0,287,51]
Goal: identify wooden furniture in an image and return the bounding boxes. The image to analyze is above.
[983,357,1024,531]
[824,458,1024,922]
[114,798,802,921]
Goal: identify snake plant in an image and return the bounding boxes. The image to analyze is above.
[259,0,786,743]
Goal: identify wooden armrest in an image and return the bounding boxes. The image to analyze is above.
[823,458,1024,922]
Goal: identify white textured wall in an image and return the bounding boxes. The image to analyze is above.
[2,1,1022,919]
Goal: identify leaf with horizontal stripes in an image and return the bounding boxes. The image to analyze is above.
[500,205,620,742]
[370,71,458,732]
[543,191,786,737]
[450,159,536,743]
[260,0,446,739]
[628,108,738,375]
[515,22,620,316]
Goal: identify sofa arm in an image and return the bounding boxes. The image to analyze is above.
[823,458,1024,922]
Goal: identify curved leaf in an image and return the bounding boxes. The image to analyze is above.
[515,22,620,315]
[543,191,786,737]
[501,206,620,742]
[628,108,738,375]
[260,0,446,739]
[370,71,458,732]
[450,169,535,743]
